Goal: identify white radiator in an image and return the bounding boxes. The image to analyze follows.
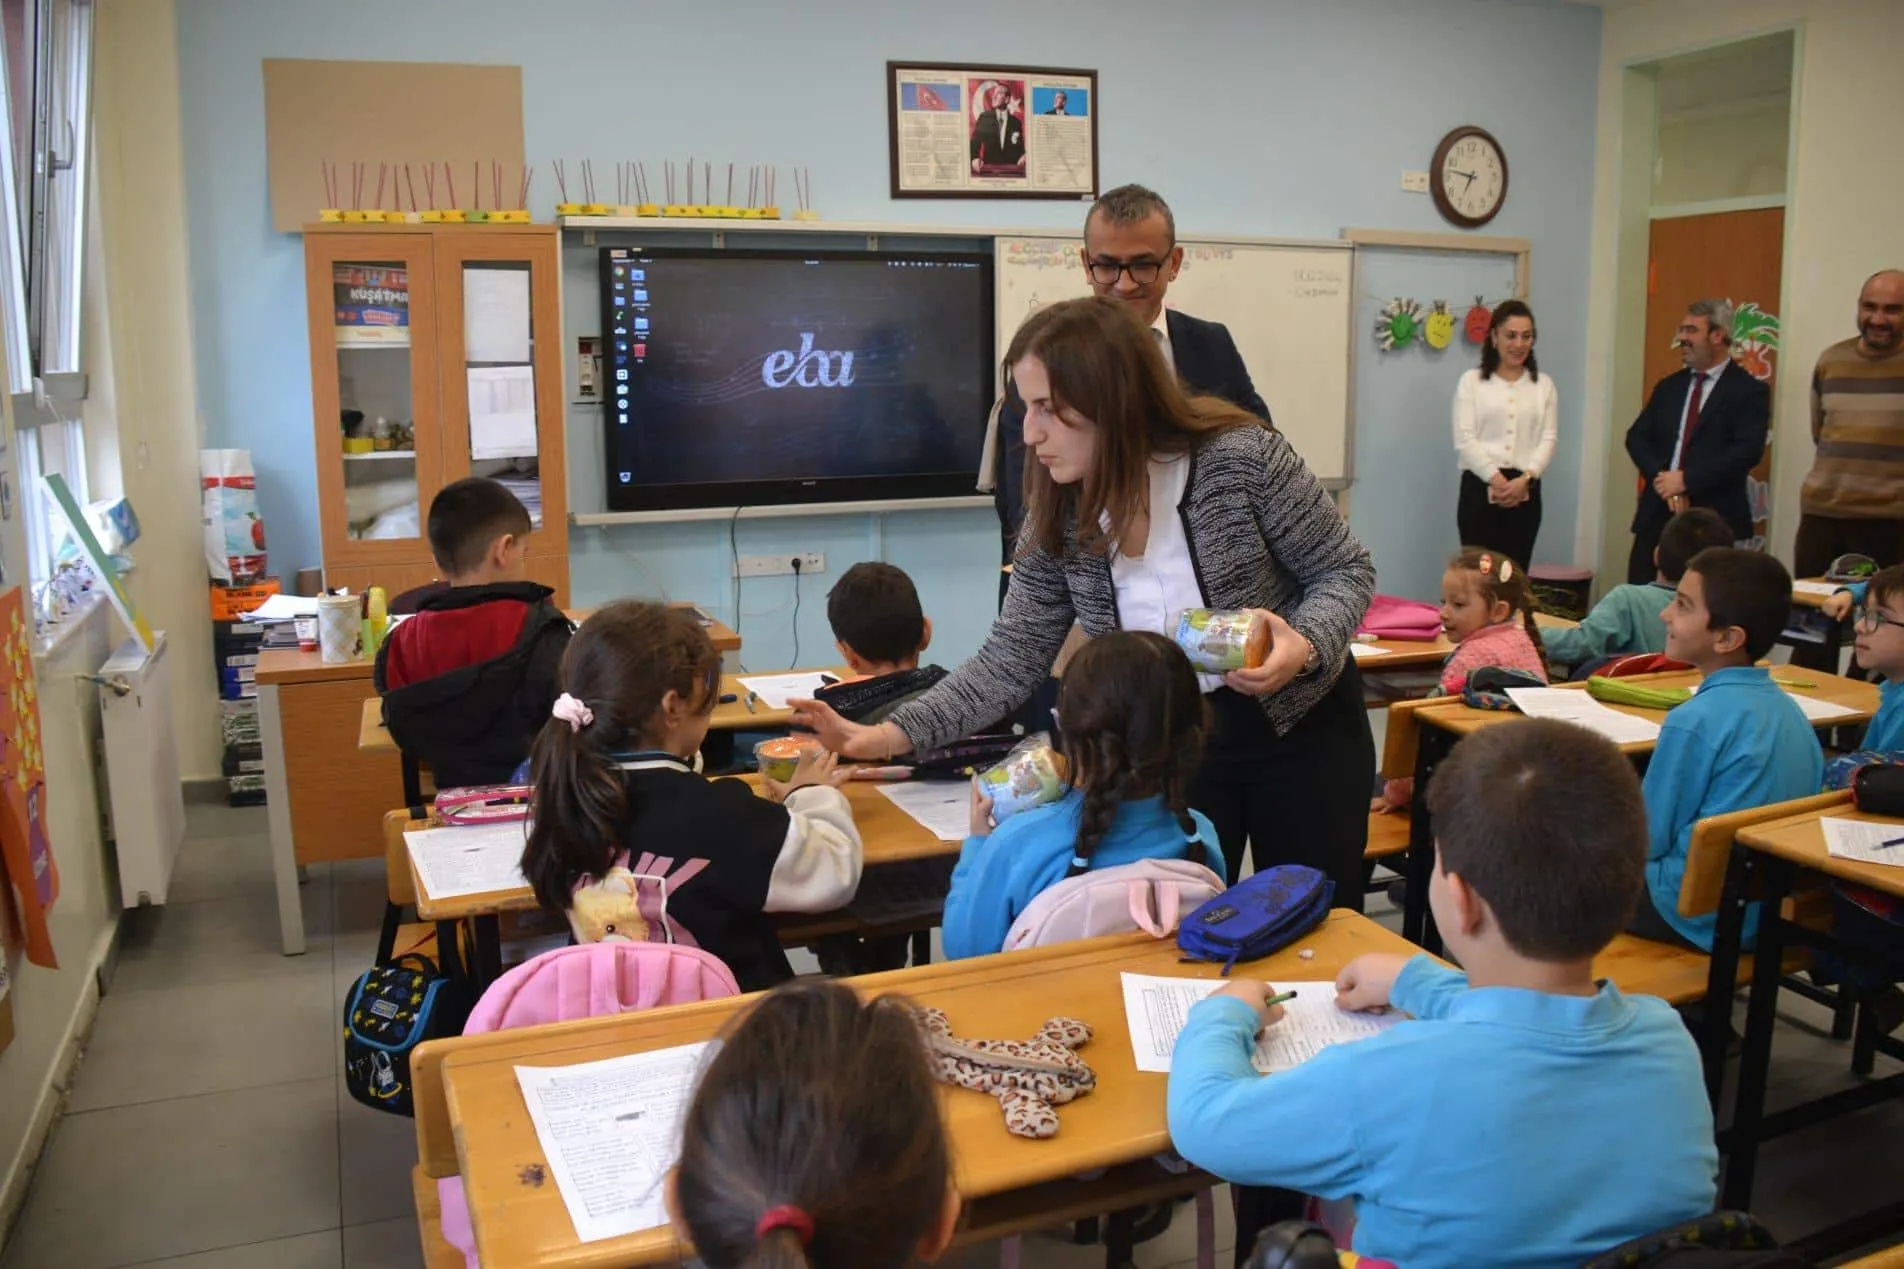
[97,631,186,907]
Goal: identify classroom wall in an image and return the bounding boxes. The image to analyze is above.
[176,0,1601,660]
[1577,0,1904,581]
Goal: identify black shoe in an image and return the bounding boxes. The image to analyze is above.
[1385,879,1409,909]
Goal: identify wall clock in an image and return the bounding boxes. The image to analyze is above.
[1431,126,1507,228]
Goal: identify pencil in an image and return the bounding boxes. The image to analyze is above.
[1265,990,1298,1007]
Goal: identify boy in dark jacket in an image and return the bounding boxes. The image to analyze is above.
[813,562,948,723]
[374,478,572,789]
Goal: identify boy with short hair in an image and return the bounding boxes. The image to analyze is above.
[813,562,948,724]
[1168,719,1717,1269]
[1629,547,1824,950]
[1544,507,1735,670]
[375,477,573,788]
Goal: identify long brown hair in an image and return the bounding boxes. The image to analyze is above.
[674,980,951,1269]
[1057,631,1208,875]
[1479,299,1540,381]
[1447,546,1547,680]
[521,601,721,911]
[1007,295,1260,557]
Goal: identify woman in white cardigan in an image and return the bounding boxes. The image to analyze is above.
[1453,299,1557,568]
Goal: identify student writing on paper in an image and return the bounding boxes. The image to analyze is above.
[1168,720,1717,1269]
[375,478,573,788]
[1629,549,1823,951]
[522,603,862,990]
[667,980,961,1269]
[1814,562,1904,1035]
[1542,508,1733,675]
[941,632,1225,959]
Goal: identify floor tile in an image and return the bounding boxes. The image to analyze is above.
[337,1081,422,1228]
[184,803,271,840]
[69,972,338,1111]
[165,830,281,905]
[113,885,336,993]
[342,1219,424,1269]
[118,1229,342,1268]
[3,1078,340,1269]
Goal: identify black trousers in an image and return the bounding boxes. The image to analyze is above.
[1189,664,1373,911]
[1456,469,1541,567]
[1790,514,1904,671]
[1628,521,1666,586]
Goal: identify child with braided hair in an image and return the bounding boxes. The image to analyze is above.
[940,630,1226,959]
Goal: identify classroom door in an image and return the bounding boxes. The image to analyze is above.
[1641,207,1784,547]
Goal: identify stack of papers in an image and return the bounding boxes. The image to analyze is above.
[403,821,530,898]
[1120,973,1399,1074]
[1792,579,1844,599]
[240,593,321,622]
[1502,687,1662,744]
[1820,816,1904,868]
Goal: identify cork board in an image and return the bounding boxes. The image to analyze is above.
[263,59,525,232]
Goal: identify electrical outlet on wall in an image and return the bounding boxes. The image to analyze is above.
[1401,171,1430,193]
[734,552,825,578]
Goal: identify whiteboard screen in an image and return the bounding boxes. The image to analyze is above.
[994,237,1355,483]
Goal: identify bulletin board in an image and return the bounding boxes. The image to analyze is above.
[262,59,525,232]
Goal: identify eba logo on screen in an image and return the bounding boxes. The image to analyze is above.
[762,333,855,389]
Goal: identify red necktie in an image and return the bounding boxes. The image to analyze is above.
[1675,374,1708,470]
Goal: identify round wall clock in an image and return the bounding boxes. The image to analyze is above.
[1431,126,1508,228]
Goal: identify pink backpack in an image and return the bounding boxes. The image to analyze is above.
[1357,594,1442,641]
[438,943,740,1266]
[1002,857,1228,951]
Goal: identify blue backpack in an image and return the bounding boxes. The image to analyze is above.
[1177,865,1334,974]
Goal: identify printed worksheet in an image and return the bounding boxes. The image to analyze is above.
[736,672,834,710]
[1792,580,1843,599]
[403,821,530,899]
[1820,816,1904,868]
[1347,643,1392,659]
[1120,973,1400,1074]
[1503,687,1663,744]
[1780,690,1862,724]
[877,780,969,842]
[515,1042,715,1243]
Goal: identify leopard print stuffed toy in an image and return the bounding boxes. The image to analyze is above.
[914,1007,1095,1139]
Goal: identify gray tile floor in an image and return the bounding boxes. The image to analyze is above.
[1,805,1899,1267]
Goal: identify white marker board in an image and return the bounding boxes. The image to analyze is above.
[994,236,1356,483]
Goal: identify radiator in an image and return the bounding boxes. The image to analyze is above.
[97,631,186,907]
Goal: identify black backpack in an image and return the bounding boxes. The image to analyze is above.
[341,953,472,1117]
[1581,1213,1816,1268]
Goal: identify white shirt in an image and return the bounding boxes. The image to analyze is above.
[1452,366,1559,481]
[1107,454,1221,693]
[1669,360,1728,471]
[1150,310,1175,373]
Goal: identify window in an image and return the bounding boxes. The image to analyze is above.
[4,0,91,381]
[17,411,84,596]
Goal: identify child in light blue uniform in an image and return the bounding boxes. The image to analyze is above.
[1543,507,1733,672]
[1632,547,1824,951]
[941,631,1223,960]
[1168,719,1716,1269]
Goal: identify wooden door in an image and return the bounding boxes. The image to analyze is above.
[433,227,569,600]
[304,229,443,569]
[1642,208,1784,546]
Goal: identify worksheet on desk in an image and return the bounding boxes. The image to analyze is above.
[1503,687,1662,744]
[1820,817,1904,868]
[1347,643,1392,659]
[1120,973,1399,1075]
[1780,690,1862,724]
[515,1041,716,1242]
[1792,580,1843,599]
[876,780,969,841]
[736,672,833,710]
[403,822,529,898]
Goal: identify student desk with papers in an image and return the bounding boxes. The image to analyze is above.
[264,606,737,956]
[1394,669,1882,951]
[1715,805,1904,1248]
[431,911,1419,1268]
[1355,611,1576,709]
[1787,576,1854,663]
[405,775,964,986]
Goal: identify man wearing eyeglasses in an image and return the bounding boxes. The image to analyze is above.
[982,184,1271,584]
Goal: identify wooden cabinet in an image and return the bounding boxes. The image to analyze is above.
[302,224,569,604]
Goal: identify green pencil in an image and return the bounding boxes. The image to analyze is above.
[1264,990,1299,1007]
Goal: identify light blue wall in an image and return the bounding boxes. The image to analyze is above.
[178,0,1600,669]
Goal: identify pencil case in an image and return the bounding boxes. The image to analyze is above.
[1585,676,1693,711]
[1173,608,1270,673]
[1178,865,1332,974]
[433,784,532,825]
[1850,762,1904,817]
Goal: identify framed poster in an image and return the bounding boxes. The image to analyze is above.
[887,61,1098,201]
[0,586,58,969]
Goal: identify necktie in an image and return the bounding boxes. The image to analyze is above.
[1675,372,1709,469]
[998,112,1007,145]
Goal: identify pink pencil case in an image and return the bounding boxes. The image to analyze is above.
[433,784,532,825]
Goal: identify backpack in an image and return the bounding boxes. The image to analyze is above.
[1461,666,1549,711]
[1357,594,1442,642]
[1580,1212,1816,1268]
[437,943,741,1269]
[342,953,472,1119]
[1002,857,1228,952]
[1178,865,1334,974]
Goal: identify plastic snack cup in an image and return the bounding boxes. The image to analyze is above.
[1173,608,1271,673]
[755,735,817,783]
[977,736,1070,824]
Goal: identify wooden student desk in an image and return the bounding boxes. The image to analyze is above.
[260,607,738,955]
[1355,611,1576,706]
[1395,669,1882,950]
[1715,806,1904,1240]
[437,912,1416,1269]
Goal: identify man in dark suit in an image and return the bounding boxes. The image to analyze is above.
[981,183,1271,576]
[969,82,1025,172]
[1623,299,1771,583]
[1043,90,1071,116]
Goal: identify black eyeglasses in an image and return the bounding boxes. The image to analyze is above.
[1087,257,1167,286]
[1856,608,1904,635]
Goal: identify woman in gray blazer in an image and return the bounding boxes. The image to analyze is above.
[791,296,1376,904]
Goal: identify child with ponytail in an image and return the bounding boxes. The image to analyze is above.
[522,601,863,990]
[940,630,1225,959]
[667,979,961,1269]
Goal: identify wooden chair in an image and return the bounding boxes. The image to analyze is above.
[378,809,440,964]
[1378,694,1459,783]
[1365,810,1410,863]
[411,1034,484,1269]
[1841,1243,1904,1269]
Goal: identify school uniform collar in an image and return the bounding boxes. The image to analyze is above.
[1440,979,1636,1038]
[614,750,694,773]
[1645,581,1676,595]
[1696,664,1771,693]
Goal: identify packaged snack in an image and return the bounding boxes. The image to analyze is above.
[754,735,818,783]
[976,733,1070,824]
[1173,608,1271,673]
